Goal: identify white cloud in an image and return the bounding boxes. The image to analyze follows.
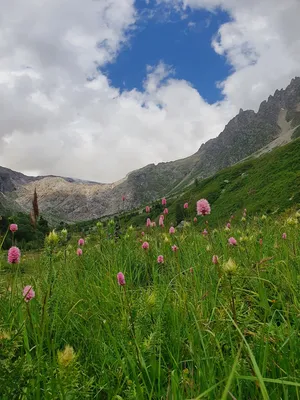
[0,0,299,182]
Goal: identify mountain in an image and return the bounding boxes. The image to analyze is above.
[111,136,300,230]
[1,77,300,222]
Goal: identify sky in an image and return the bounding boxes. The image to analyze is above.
[0,0,299,183]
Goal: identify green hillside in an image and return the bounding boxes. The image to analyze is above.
[119,137,300,228]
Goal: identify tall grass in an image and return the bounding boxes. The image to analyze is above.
[0,213,300,399]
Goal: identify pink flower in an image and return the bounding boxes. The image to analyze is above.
[77,248,83,256]
[8,246,21,264]
[162,197,167,206]
[141,231,145,236]
[23,285,35,302]
[151,222,156,227]
[169,226,175,234]
[226,222,231,229]
[142,241,149,250]
[196,199,211,216]
[171,245,179,252]
[159,216,164,227]
[282,232,287,240]
[193,217,197,223]
[10,224,18,232]
[146,218,151,227]
[122,195,126,202]
[145,206,151,213]
[228,237,237,246]
[202,229,208,236]
[117,272,126,286]
[212,255,219,264]
[163,208,168,215]
[78,238,85,246]
[157,255,164,263]
[184,202,188,209]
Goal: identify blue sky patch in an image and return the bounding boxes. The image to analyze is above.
[101,1,232,104]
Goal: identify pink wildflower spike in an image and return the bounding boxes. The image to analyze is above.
[193,217,197,223]
[282,232,287,239]
[226,222,231,229]
[78,238,85,246]
[159,216,164,227]
[141,232,145,236]
[202,229,208,236]
[8,246,21,264]
[162,197,167,206]
[212,255,219,264]
[184,202,188,209]
[142,241,149,250]
[146,218,151,227]
[196,199,211,216]
[122,195,126,202]
[77,248,83,256]
[163,208,168,215]
[23,285,35,302]
[169,226,175,234]
[171,245,179,252]
[10,224,18,232]
[228,237,237,246]
[117,272,126,286]
[145,206,151,213]
[157,255,164,264]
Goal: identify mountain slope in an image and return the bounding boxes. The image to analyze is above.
[123,137,300,229]
[1,77,300,222]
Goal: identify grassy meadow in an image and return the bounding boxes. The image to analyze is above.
[1,208,300,399]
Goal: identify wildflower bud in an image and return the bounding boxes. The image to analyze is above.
[147,292,156,307]
[8,246,21,264]
[169,226,175,234]
[212,255,219,264]
[60,228,68,242]
[57,345,76,367]
[45,230,59,247]
[287,217,298,226]
[9,223,18,232]
[223,258,237,275]
[117,272,126,286]
[23,285,35,302]
[157,255,164,263]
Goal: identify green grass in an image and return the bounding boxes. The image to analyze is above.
[1,211,300,399]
